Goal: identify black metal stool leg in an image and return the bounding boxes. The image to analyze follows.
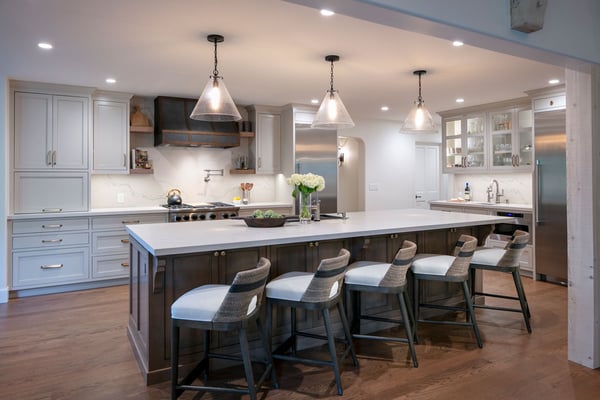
[170,324,179,400]
[256,316,279,388]
[398,292,418,367]
[239,327,257,400]
[462,281,483,348]
[512,270,532,333]
[337,301,358,367]
[322,307,343,396]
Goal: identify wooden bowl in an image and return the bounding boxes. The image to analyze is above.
[242,217,287,228]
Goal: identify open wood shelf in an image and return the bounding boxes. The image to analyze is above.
[230,168,255,174]
[239,131,255,138]
[130,126,153,133]
[130,168,153,174]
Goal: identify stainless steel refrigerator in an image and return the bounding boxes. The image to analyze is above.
[534,108,567,283]
[294,124,338,214]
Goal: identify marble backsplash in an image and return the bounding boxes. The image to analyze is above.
[91,145,290,208]
[448,172,533,204]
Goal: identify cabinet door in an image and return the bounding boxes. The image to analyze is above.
[490,110,515,169]
[93,100,128,173]
[516,108,533,168]
[14,92,53,169]
[14,172,89,213]
[53,95,89,169]
[256,113,281,174]
[12,247,90,289]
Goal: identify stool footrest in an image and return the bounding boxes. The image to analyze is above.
[474,291,520,302]
[353,333,410,344]
[419,302,467,313]
[417,319,474,327]
[273,353,335,368]
[474,304,525,314]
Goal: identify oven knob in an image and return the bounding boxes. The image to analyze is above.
[222,213,230,219]
[229,212,237,218]
[199,214,206,220]
[208,213,216,220]
[175,215,182,222]
[183,215,190,221]
[191,214,198,220]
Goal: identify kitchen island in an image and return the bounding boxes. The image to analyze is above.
[126,208,512,384]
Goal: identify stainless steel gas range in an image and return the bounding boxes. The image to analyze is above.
[161,202,240,222]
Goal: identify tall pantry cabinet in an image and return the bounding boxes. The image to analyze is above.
[11,81,93,213]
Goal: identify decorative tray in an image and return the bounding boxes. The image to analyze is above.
[241,217,287,228]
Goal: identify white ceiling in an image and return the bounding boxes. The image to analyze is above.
[0,0,565,122]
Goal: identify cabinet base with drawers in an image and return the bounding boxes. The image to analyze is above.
[9,211,166,297]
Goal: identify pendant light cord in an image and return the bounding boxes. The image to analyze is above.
[417,72,423,103]
[212,38,220,79]
[329,59,335,92]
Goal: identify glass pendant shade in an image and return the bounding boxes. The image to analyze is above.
[189,34,242,122]
[400,69,437,133]
[312,90,355,129]
[311,54,355,129]
[401,101,437,132]
[190,76,241,122]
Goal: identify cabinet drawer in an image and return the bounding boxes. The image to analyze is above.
[12,218,89,234]
[91,214,166,230]
[533,95,565,111]
[92,254,129,279]
[14,172,89,214]
[12,247,89,288]
[92,231,130,254]
[13,232,89,250]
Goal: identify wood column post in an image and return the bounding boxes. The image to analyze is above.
[566,64,600,368]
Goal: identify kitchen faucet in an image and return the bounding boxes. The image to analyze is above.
[487,179,504,203]
[203,169,224,183]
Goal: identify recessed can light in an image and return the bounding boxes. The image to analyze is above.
[380,106,389,111]
[548,79,560,84]
[452,40,464,47]
[456,98,465,103]
[105,78,117,84]
[311,98,320,104]
[38,42,53,50]
[320,9,334,16]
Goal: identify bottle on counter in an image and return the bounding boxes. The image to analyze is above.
[464,182,471,201]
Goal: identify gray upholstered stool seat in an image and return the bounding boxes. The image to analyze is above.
[170,258,277,400]
[470,230,532,333]
[265,248,357,396]
[411,234,483,348]
[344,240,419,367]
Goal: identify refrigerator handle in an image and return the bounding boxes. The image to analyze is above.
[535,159,541,224]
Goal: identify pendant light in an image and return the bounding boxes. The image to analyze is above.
[190,34,242,122]
[400,70,437,133]
[312,55,355,129]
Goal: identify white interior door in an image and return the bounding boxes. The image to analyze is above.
[415,144,440,209]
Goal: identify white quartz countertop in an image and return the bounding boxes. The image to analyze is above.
[429,200,533,213]
[126,208,513,257]
[237,202,293,209]
[8,206,167,220]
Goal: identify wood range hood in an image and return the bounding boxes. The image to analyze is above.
[154,96,240,148]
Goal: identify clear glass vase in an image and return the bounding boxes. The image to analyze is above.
[298,190,312,224]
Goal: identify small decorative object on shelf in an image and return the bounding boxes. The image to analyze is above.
[130,106,150,127]
[131,148,152,170]
[287,173,325,224]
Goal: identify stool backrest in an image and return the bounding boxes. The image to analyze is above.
[213,258,271,323]
[301,248,351,303]
[447,234,478,278]
[498,230,529,267]
[379,240,417,287]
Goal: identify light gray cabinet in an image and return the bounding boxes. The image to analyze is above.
[247,105,281,174]
[92,94,131,173]
[14,91,89,170]
[13,172,89,214]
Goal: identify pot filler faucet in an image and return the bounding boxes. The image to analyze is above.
[203,169,224,183]
[487,179,504,203]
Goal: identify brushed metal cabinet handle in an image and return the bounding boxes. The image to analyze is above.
[121,239,130,244]
[121,220,140,224]
[41,239,63,244]
[121,262,129,268]
[47,150,53,166]
[52,150,57,166]
[41,263,64,269]
[42,208,63,213]
[42,224,63,229]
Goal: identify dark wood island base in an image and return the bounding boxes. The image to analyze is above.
[127,224,492,385]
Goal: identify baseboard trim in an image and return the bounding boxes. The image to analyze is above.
[0,286,9,303]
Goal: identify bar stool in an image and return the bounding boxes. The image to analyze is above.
[411,234,482,348]
[344,240,419,367]
[470,230,532,333]
[265,248,357,396]
[170,258,276,400]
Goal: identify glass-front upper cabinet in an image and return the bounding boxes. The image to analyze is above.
[443,113,486,172]
[489,107,532,171]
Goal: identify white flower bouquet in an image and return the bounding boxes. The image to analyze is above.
[287,173,326,222]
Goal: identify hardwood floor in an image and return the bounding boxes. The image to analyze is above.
[1,272,599,400]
